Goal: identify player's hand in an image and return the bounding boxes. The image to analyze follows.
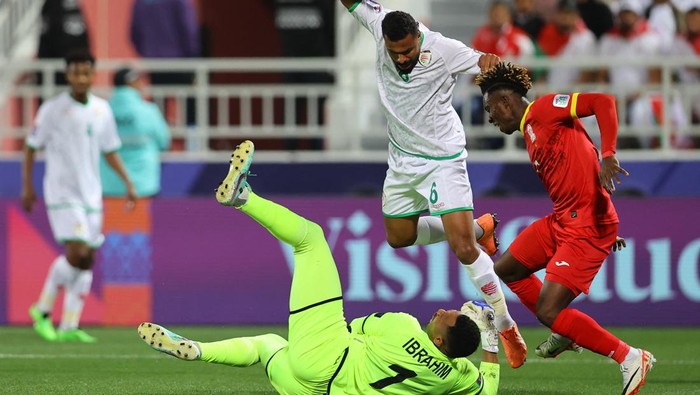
[21,186,36,213]
[125,183,137,211]
[478,54,501,72]
[461,301,499,353]
[612,236,626,252]
[599,155,629,193]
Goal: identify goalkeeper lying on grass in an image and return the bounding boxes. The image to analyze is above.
[138,140,501,395]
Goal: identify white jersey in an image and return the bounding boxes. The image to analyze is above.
[26,92,120,210]
[350,0,482,159]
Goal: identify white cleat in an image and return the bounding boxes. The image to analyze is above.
[620,349,655,395]
[535,333,583,358]
[216,140,254,207]
[138,322,201,361]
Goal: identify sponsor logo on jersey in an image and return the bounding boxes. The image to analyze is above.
[366,0,382,12]
[554,261,570,267]
[553,94,570,108]
[419,51,432,67]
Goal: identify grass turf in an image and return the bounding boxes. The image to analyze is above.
[0,326,698,394]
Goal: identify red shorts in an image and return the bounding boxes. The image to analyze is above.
[509,214,618,296]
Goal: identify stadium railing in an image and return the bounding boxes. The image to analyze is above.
[1,56,700,162]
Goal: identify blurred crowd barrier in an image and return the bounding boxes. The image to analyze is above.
[2,56,700,159]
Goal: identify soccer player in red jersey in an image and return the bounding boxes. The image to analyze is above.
[476,62,654,395]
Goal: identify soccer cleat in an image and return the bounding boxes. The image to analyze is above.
[29,304,57,341]
[535,333,583,358]
[57,328,97,343]
[215,140,254,207]
[476,213,500,256]
[499,324,527,368]
[138,322,201,361]
[620,349,655,395]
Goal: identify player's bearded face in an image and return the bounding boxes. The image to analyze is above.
[385,33,421,73]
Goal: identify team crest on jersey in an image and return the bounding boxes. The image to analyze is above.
[526,124,536,142]
[365,0,382,12]
[419,51,432,67]
[553,94,570,108]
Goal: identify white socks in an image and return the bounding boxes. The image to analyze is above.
[413,216,484,245]
[463,250,515,332]
[414,216,446,245]
[36,255,78,313]
[59,269,93,331]
[36,254,93,330]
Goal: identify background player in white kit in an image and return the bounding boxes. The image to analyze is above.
[22,49,137,343]
[339,0,527,368]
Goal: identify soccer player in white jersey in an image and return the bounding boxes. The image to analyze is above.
[339,0,527,368]
[22,49,137,343]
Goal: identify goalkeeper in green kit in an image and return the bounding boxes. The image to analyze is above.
[138,140,501,394]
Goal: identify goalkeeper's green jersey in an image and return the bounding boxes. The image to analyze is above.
[329,312,496,394]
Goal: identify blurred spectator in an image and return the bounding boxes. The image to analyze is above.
[645,0,684,51]
[101,68,171,198]
[512,0,546,41]
[600,0,663,148]
[36,0,90,85]
[273,0,335,150]
[576,0,615,40]
[472,1,535,58]
[130,0,201,127]
[468,1,534,148]
[668,5,700,146]
[537,0,597,88]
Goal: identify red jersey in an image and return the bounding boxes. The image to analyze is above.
[519,93,618,228]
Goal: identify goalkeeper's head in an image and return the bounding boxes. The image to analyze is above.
[475,62,533,135]
[426,309,481,358]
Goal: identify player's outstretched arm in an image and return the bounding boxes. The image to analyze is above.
[339,0,357,10]
[572,93,629,193]
[104,151,137,209]
[21,145,37,213]
[461,301,500,394]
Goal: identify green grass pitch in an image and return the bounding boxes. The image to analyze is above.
[0,326,698,394]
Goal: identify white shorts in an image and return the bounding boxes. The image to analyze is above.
[382,145,474,217]
[47,205,104,248]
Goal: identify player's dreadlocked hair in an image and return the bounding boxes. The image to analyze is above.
[382,11,420,41]
[475,62,532,97]
[444,314,480,358]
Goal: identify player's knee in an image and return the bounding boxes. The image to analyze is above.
[66,250,94,270]
[495,262,518,283]
[535,306,559,328]
[451,242,480,264]
[305,220,324,240]
[386,232,415,248]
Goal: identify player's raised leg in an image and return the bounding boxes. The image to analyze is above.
[413,213,500,256]
[442,210,526,368]
[215,141,349,382]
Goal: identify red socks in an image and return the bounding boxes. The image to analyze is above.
[552,308,630,363]
[507,276,630,363]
